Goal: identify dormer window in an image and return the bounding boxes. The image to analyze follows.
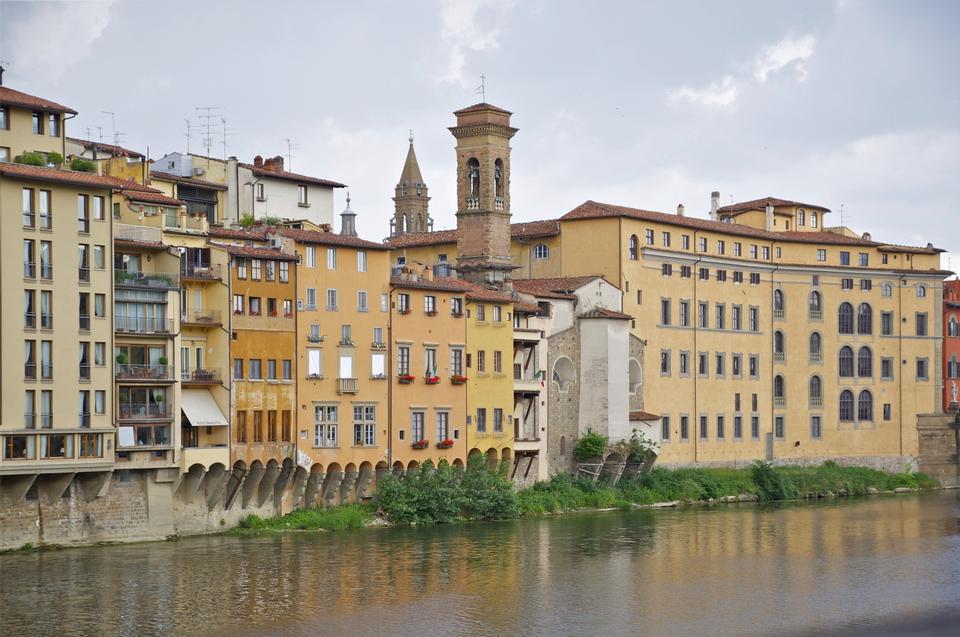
[797,210,805,226]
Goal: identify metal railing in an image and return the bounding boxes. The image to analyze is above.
[24,413,35,429]
[23,211,35,228]
[337,378,358,394]
[40,213,52,230]
[24,363,36,379]
[24,312,35,328]
[40,263,53,279]
[307,334,324,343]
[41,363,53,379]
[79,266,90,282]
[114,316,174,335]
[24,262,35,278]
[117,403,172,420]
[809,397,823,408]
[40,414,53,429]
[115,224,162,244]
[182,309,222,325]
[774,352,785,363]
[774,308,785,320]
[41,313,54,329]
[180,262,222,280]
[774,396,786,408]
[78,413,91,428]
[78,217,90,233]
[181,368,222,384]
[79,314,90,331]
[114,269,179,289]
[809,352,823,363]
[115,364,173,381]
[809,309,823,321]
[79,364,91,380]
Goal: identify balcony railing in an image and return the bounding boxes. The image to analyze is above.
[40,414,53,429]
[337,378,359,394]
[115,364,174,381]
[24,413,35,429]
[433,263,453,278]
[494,196,505,211]
[115,224,162,244]
[774,396,786,408]
[115,269,179,289]
[41,363,53,379]
[24,262,35,278]
[79,363,91,380]
[79,266,90,282]
[809,397,823,408]
[114,316,174,335]
[117,403,172,420]
[40,263,53,279]
[24,363,36,379]
[23,211,35,227]
[809,352,823,363]
[809,309,823,321]
[79,314,90,331]
[466,197,480,210]
[774,352,785,363]
[307,334,325,343]
[78,217,90,233]
[78,412,91,428]
[182,309,222,326]
[40,213,52,230]
[181,262,222,281]
[181,368,222,384]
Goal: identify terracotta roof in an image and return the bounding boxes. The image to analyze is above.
[630,410,661,421]
[114,238,167,251]
[207,241,298,261]
[561,201,931,249]
[240,163,345,188]
[512,275,606,299]
[456,279,515,304]
[66,137,144,159]
[0,86,76,114]
[513,301,542,314]
[579,308,633,320]
[716,197,830,214]
[207,226,274,240]
[390,276,471,293]
[454,102,513,115]
[878,244,945,255]
[279,227,388,250]
[149,171,228,191]
[0,162,137,189]
[385,220,560,249]
[121,189,183,206]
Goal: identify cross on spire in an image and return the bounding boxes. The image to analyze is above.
[409,129,414,144]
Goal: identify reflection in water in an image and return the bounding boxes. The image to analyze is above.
[1,493,958,637]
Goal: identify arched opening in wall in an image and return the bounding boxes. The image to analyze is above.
[452,458,465,470]
[809,332,822,360]
[808,291,822,319]
[858,390,873,421]
[839,390,854,421]
[344,462,358,476]
[250,459,264,472]
[501,448,512,464]
[838,302,854,334]
[809,375,822,405]
[406,460,420,475]
[310,462,325,476]
[533,243,550,260]
[486,448,499,470]
[552,357,575,392]
[325,462,342,475]
[858,303,873,335]
[559,436,566,457]
[839,346,854,378]
[466,157,480,203]
[468,448,481,461]
[629,358,642,393]
[494,158,504,199]
[392,460,405,477]
[858,346,873,377]
[628,235,638,260]
[773,289,785,315]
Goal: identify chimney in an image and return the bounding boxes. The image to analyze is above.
[677,203,685,217]
[253,155,263,168]
[765,202,774,231]
[710,191,720,221]
[272,155,284,172]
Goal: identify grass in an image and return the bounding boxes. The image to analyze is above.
[230,504,372,534]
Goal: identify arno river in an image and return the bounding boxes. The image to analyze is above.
[2,492,958,637]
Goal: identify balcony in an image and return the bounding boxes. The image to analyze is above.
[337,378,358,394]
[774,396,786,408]
[307,334,325,343]
[774,352,785,363]
[23,262,35,278]
[774,308,785,320]
[181,262,222,282]
[809,397,823,408]
[809,310,823,321]
[181,309,222,327]
[466,197,480,210]
[115,224,162,243]
[117,423,171,449]
[115,364,174,382]
[494,196,505,211]
[181,368,222,386]
[115,269,179,290]
[117,403,173,421]
[114,316,174,336]
[809,352,823,363]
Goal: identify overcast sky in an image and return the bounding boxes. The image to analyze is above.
[1,0,957,269]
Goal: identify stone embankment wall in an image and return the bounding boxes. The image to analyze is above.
[657,455,918,473]
[917,413,960,488]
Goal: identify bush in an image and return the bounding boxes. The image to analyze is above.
[750,462,798,501]
[261,215,282,226]
[233,505,370,533]
[15,151,46,166]
[573,431,607,460]
[70,157,96,172]
[46,152,64,166]
[238,213,256,228]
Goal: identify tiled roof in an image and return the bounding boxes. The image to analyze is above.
[207,226,274,240]
[385,219,560,248]
[630,410,661,421]
[149,171,228,191]
[579,308,633,320]
[877,243,944,255]
[0,162,139,189]
[121,189,183,206]
[240,163,346,188]
[66,137,144,159]
[207,241,298,261]
[716,197,830,214]
[114,238,167,251]
[456,279,515,303]
[561,200,934,249]
[454,102,513,115]
[390,276,471,293]
[513,301,542,314]
[512,276,606,299]
[0,86,77,114]
[279,227,388,250]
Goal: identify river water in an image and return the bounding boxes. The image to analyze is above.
[1,492,958,637]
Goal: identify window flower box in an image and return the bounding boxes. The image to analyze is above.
[398,374,416,384]
[425,310,438,317]
[450,375,468,385]
[268,311,278,317]
[436,439,454,449]
[233,310,244,315]
[425,376,441,385]
[399,308,411,315]
[370,374,386,380]
[411,439,429,449]
[451,311,464,318]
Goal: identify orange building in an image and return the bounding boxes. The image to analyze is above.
[944,280,960,411]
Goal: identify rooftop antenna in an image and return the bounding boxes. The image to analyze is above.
[281,138,300,171]
[476,73,486,102]
[220,117,238,159]
[101,111,120,145]
[85,127,94,141]
[0,61,8,86]
[195,106,224,157]
[97,126,104,144]
[840,203,845,227]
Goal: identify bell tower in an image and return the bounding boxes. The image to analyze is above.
[450,103,517,285]
[391,132,431,237]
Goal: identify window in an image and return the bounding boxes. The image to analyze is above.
[279,261,289,282]
[715,304,725,330]
[749,307,759,332]
[476,408,487,433]
[534,243,550,260]
[749,245,758,259]
[811,212,818,228]
[267,360,277,380]
[327,248,337,270]
[682,235,690,250]
[698,301,708,328]
[249,359,262,379]
[881,357,894,380]
[249,297,261,316]
[699,415,708,439]
[916,312,928,337]
[839,390,854,421]
[680,416,689,440]
[817,249,826,262]
[48,113,60,136]
[881,283,893,297]
[808,291,822,318]
[494,350,503,374]
[32,111,42,134]
[858,303,872,334]
[732,305,742,331]
[680,265,692,278]
[660,350,671,375]
[662,232,671,247]
[494,408,503,432]
[883,404,892,421]
[233,358,243,380]
[697,237,707,252]
[661,263,672,277]
[451,348,464,376]
[733,271,743,284]
[628,235,638,260]
[774,331,785,359]
[717,240,726,255]
[857,346,873,377]
[734,242,742,257]
[774,375,785,402]
[842,278,854,290]
[307,349,322,378]
[716,269,727,282]
[679,300,689,327]
[917,358,928,380]
[326,289,338,310]
[797,210,805,226]
[250,259,261,280]
[679,351,689,376]
[809,376,822,406]
[751,415,759,439]
[282,359,292,380]
[699,267,709,280]
[698,352,708,377]
[314,405,338,447]
[476,304,486,321]
[762,246,770,260]
[732,354,742,378]
[773,289,785,317]
[492,305,502,322]
[397,345,410,375]
[749,273,760,285]
[382,293,390,313]
[477,350,486,372]
[353,405,376,447]
[858,390,873,421]
[306,246,317,268]
[40,341,52,379]
[660,299,671,326]
[840,251,850,266]
[236,258,248,279]
[775,416,785,439]
[298,185,309,206]
[436,411,450,442]
[95,342,105,366]
[734,416,742,439]
[881,311,893,336]
[305,288,317,310]
[809,332,822,361]
[859,253,869,267]
[645,229,654,245]
[839,346,854,377]
[716,415,725,439]
[357,250,367,272]
[661,416,671,441]
[860,279,872,291]
[749,354,759,379]
[838,302,854,334]
[357,291,368,312]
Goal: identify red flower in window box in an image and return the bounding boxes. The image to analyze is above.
[425,376,441,385]
[398,374,416,384]
[268,310,278,317]
[399,308,412,315]
[425,310,438,316]
[411,439,429,449]
[436,439,454,449]
[450,375,468,385]
[233,310,244,315]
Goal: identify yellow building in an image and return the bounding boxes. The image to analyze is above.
[0,86,72,162]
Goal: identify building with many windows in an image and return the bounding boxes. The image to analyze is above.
[944,279,960,411]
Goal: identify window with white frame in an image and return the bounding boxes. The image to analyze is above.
[314,405,337,447]
[327,248,337,270]
[436,411,450,442]
[353,405,376,446]
[357,250,367,272]
[533,243,550,259]
[326,289,338,310]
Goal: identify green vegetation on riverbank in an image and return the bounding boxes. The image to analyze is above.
[231,504,372,534]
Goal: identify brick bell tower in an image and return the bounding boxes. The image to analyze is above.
[450,102,517,286]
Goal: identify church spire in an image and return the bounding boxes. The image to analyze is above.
[339,191,357,237]
[391,132,431,237]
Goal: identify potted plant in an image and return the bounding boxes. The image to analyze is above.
[399,308,412,315]
[411,439,429,449]
[450,374,468,385]
[436,439,455,449]
[158,356,168,366]
[425,309,438,317]
[116,353,128,366]
[425,375,441,385]
[398,374,416,384]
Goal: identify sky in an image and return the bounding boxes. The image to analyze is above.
[1,0,958,269]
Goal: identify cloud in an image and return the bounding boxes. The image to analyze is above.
[2,0,116,84]
[438,0,515,85]
[753,34,817,83]
[667,76,738,108]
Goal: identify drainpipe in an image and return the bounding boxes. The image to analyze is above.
[387,286,395,468]
[770,259,780,459]
[692,231,702,462]
[898,273,905,458]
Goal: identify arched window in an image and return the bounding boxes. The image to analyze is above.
[858,346,872,377]
[811,212,818,228]
[774,331,785,355]
[560,435,566,457]
[839,390,854,421]
[629,359,642,393]
[797,210,805,226]
[466,158,480,201]
[494,158,504,197]
[858,303,872,334]
[774,375,785,399]
[809,375,822,402]
[858,390,873,421]
[948,355,959,379]
[774,289,785,315]
[949,316,959,338]
[838,302,854,334]
[552,357,576,391]
[629,235,639,260]
[839,346,854,377]
[533,243,550,260]
[809,332,822,359]
[917,284,927,298]
[882,282,893,297]
[809,290,821,316]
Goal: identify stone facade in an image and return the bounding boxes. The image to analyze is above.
[546,326,580,475]
[917,413,960,487]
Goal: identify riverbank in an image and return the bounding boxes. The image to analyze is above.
[224,460,939,535]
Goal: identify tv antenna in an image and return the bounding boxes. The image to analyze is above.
[476,73,486,102]
[0,60,8,86]
[195,106,224,157]
[183,119,202,154]
[839,203,845,227]
[281,138,300,171]
[220,117,238,159]
[101,111,122,145]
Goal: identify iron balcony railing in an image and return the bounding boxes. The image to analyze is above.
[78,217,90,233]
[24,312,35,328]
[23,211,35,227]
[79,266,90,282]
[40,263,53,279]
[79,314,90,331]
[114,270,179,289]
[40,414,53,429]
[181,368,222,384]
[117,403,172,420]
[182,309,222,325]
[114,316,174,335]
[337,378,359,394]
[78,412,91,428]
[115,364,174,381]
[79,363,91,380]
[24,413,35,429]
[24,261,35,278]
[180,262,222,281]
[24,362,37,379]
